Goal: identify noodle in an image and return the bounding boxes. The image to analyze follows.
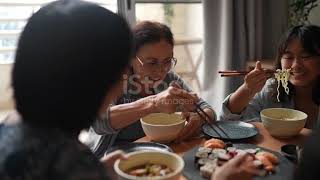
[274,69,291,102]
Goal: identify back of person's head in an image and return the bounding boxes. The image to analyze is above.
[132,21,173,57]
[12,0,132,133]
[275,25,320,104]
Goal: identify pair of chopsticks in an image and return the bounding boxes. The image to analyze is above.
[169,81,230,139]
[218,70,249,77]
[218,69,276,77]
[194,102,230,139]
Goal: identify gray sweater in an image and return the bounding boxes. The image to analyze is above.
[219,79,320,124]
[85,71,214,158]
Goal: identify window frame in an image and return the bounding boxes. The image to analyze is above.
[135,0,201,3]
[0,0,120,64]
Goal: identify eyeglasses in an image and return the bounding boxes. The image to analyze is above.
[136,56,177,72]
[281,54,319,62]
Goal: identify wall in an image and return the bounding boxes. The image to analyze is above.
[0,63,14,110]
[309,4,320,25]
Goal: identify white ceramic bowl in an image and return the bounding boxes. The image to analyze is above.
[140,113,186,143]
[260,108,307,138]
[114,151,184,180]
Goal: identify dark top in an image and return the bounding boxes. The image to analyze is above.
[294,130,320,180]
[0,122,109,180]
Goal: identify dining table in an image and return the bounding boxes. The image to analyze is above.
[136,122,311,180]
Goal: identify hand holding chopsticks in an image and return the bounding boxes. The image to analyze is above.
[222,61,270,115]
[169,81,230,140]
[219,61,276,77]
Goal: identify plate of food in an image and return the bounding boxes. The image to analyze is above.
[183,138,294,180]
[107,142,173,154]
[202,121,258,140]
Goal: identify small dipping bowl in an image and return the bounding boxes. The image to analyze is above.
[281,144,299,163]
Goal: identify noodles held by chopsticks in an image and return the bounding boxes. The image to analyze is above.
[274,69,291,102]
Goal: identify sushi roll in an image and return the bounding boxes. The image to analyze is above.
[212,149,227,154]
[195,149,210,164]
[226,147,237,153]
[200,161,217,179]
[235,149,246,154]
[208,153,218,160]
[196,150,209,159]
[244,148,258,154]
[217,153,232,165]
[198,147,213,153]
[197,157,210,168]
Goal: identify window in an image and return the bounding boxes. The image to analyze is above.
[0,0,118,64]
[134,0,203,93]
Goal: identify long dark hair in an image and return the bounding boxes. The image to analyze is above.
[12,0,132,134]
[274,25,320,105]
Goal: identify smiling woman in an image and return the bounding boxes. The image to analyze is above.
[86,21,216,158]
[220,25,320,129]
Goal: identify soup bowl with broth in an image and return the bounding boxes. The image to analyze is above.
[140,113,186,143]
[260,108,307,138]
[114,151,184,180]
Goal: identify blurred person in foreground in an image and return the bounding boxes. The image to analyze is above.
[0,0,132,179]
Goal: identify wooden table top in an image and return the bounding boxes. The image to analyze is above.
[137,122,311,155]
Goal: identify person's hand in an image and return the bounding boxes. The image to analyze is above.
[175,107,215,142]
[100,150,127,179]
[211,153,261,180]
[243,61,267,94]
[152,85,199,114]
[175,112,203,142]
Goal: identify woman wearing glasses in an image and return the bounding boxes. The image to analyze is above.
[87,21,216,158]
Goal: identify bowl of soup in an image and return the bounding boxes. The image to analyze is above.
[260,108,307,138]
[140,113,186,143]
[114,151,184,180]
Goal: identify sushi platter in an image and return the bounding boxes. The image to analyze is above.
[183,138,295,180]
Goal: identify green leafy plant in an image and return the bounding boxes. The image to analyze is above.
[163,4,174,25]
[288,0,319,27]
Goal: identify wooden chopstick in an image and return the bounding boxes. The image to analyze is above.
[194,109,223,138]
[220,73,247,77]
[169,80,230,138]
[195,103,230,139]
[219,69,276,77]
[218,70,249,74]
[219,71,249,77]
